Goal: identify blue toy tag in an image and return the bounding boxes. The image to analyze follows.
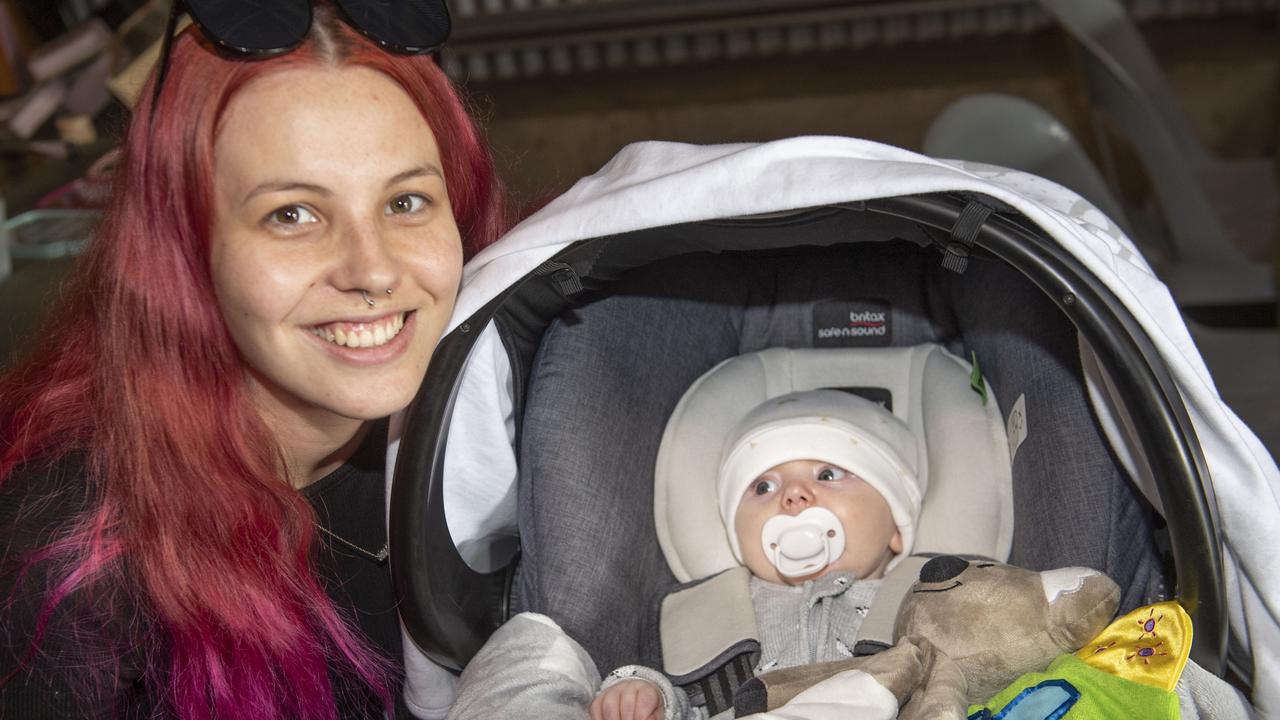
[968,679,1080,720]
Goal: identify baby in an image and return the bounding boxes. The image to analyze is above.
[591,389,923,720]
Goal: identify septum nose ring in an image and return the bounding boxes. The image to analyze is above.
[360,288,394,308]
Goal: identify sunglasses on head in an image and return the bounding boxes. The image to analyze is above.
[151,0,451,107]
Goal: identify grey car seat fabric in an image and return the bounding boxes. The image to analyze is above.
[516,240,1166,674]
[950,252,1164,595]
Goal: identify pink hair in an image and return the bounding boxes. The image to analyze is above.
[0,8,507,718]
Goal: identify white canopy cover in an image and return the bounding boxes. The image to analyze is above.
[388,136,1279,718]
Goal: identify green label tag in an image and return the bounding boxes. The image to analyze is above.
[969,351,988,406]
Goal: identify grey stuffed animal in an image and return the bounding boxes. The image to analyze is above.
[732,556,1120,719]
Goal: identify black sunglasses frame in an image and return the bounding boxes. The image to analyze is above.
[150,0,450,110]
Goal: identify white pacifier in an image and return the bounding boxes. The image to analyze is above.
[759,506,846,579]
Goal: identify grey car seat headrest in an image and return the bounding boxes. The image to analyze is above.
[654,344,1014,583]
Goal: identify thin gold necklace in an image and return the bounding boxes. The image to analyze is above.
[315,523,389,564]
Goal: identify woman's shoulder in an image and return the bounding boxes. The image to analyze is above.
[0,452,96,553]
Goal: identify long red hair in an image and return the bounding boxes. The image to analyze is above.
[0,7,506,718]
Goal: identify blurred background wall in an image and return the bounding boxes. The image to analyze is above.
[436,1,1278,214]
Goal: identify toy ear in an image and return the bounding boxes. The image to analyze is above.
[1043,568,1120,652]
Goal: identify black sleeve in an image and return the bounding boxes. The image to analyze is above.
[0,458,150,719]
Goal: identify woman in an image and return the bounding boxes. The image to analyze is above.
[0,4,506,718]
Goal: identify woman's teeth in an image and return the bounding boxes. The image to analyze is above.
[311,313,405,348]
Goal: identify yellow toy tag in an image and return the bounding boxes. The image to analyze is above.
[1076,600,1191,693]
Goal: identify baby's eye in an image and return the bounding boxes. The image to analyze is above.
[386,193,429,215]
[266,204,318,227]
[752,478,778,496]
[817,466,847,482]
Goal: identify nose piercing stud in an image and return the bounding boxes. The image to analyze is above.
[360,288,394,308]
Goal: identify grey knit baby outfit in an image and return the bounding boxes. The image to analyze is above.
[750,572,881,673]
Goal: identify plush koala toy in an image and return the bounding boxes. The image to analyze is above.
[733,556,1120,719]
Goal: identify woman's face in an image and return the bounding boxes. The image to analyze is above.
[210,65,462,432]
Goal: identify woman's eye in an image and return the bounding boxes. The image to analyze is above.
[266,204,318,227]
[817,466,847,482]
[386,193,428,215]
[752,479,778,496]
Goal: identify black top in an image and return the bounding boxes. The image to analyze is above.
[0,421,407,719]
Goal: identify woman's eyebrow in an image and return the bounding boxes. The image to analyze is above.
[385,164,444,188]
[241,165,443,204]
[243,181,332,204]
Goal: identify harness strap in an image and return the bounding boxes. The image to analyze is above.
[686,652,756,717]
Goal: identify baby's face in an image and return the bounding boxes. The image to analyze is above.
[735,459,902,585]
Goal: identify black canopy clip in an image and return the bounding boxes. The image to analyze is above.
[533,260,584,297]
[942,199,994,275]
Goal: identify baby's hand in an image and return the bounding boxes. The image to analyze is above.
[590,679,664,720]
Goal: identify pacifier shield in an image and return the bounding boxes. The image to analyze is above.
[760,506,846,578]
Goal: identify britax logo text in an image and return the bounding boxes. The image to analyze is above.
[818,310,887,339]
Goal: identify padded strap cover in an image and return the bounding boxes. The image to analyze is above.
[660,566,760,682]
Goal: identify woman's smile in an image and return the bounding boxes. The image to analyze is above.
[308,311,408,349]
[305,310,418,366]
